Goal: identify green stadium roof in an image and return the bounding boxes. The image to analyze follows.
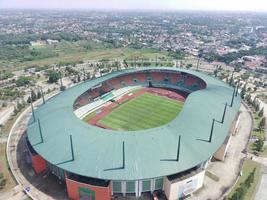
[27,67,241,181]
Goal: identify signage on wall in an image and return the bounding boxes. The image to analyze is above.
[79,187,96,200]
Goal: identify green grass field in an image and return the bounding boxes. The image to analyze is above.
[98,92,183,131]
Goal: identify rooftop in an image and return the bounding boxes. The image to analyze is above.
[27,67,241,181]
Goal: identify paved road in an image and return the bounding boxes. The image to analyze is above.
[254,170,267,200]
[0,106,14,126]
[253,156,267,168]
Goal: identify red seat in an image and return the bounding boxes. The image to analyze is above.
[121,75,133,85]
[90,89,99,98]
[169,73,182,84]
[150,72,166,82]
[108,78,121,89]
[101,84,112,92]
[136,73,147,83]
[199,81,206,89]
[185,76,198,87]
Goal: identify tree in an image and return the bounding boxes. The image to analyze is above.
[245,94,251,104]
[240,84,247,99]
[13,107,18,115]
[254,138,264,152]
[258,108,264,118]
[0,173,6,189]
[47,71,60,83]
[60,85,66,91]
[258,117,266,131]
[244,168,256,190]
[255,103,260,112]
[252,97,258,108]
[37,90,41,99]
[16,76,32,87]
[27,96,31,104]
[31,90,37,102]
[16,101,23,111]
[186,63,193,69]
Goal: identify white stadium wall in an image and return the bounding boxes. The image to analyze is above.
[163,170,205,200]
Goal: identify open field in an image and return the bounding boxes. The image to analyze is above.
[226,159,261,200]
[98,92,183,131]
[0,40,170,70]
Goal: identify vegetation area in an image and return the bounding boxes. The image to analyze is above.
[99,92,183,131]
[0,88,25,101]
[0,39,172,71]
[244,96,266,155]
[47,71,61,83]
[239,79,266,156]
[0,143,16,192]
[15,76,34,87]
[227,159,261,200]
[0,71,13,81]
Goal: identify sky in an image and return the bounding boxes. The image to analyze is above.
[1,0,267,11]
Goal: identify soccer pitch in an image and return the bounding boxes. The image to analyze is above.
[99,92,184,131]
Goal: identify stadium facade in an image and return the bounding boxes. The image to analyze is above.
[26,67,241,200]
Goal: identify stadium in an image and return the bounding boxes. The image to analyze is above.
[26,67,241,200]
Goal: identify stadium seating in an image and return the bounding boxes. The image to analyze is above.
[121,75,133,85]
[74,96,89,107]
[101,83,112,93]
[198,81,206,90]
[90,89,100,99]
[150,72,166,82]
[108,78,121,89]
[135,73,147,83]
[169,73,182,84]
[73,71,207,110]
[184,75,198,87]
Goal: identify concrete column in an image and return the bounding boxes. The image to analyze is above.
[150,179,155,193]
[135,180,139,197]
[138,180,142,197]
[110,181,113,196]
[122,181,126,197]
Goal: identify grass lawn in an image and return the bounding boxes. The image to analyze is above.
[248,109,265,154]
[251,130,265,140]
[99,92,183,131]
[259,146,267,157]
[2,43,169,71]
[226,159,261,200]
[0,143,16,192]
